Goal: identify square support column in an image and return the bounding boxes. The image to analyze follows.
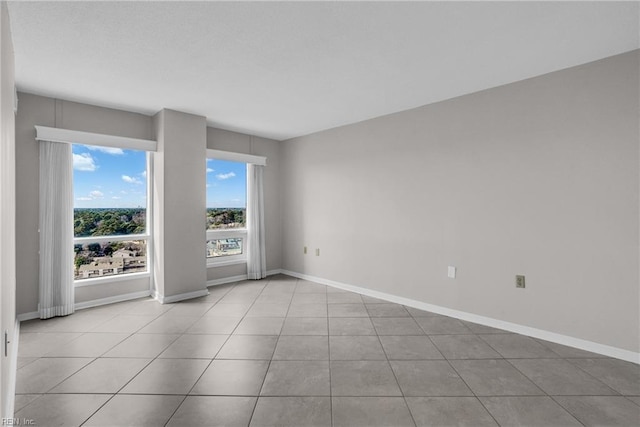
[152,109,207,302]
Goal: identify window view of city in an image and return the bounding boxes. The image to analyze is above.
[74,237,146,280]
[72,151,247,278]
[72,144,148,281]
[73,208,147,280]
[206,158,247,259]
[206,208,245,259]
[206,236,243,258]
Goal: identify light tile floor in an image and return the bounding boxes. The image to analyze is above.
[14,274,640,426]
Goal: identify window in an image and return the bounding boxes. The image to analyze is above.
[73,144,150,283]
[206,158,247,266]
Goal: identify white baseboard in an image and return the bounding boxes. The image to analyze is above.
[75,290,151,310]
[281,269,639,364]
[153,288,210,304]
[207,274,249,287]
[17,290,152,321]
[17,270,285,320]
[16,311,39,322]
[207,269,283,288]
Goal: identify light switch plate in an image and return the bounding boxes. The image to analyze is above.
[448,266,456,279]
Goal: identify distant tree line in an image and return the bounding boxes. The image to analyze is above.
[207,208,245,229]
[74,208,146,237]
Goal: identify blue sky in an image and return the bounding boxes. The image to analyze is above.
[73,145,147,208]
[72,145,246,209]
[206,159,247,208]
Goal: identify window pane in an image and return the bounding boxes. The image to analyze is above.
[73,145,147,237]
[206,238,243,258]
[74,240,147,280]
[206,159,246,230]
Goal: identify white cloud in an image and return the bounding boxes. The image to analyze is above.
[206,184,211,188]
[89,190,104,198]
[216,172,236,180]
[206,168,214,173]
[86,145,124,155]
[73,153,96,171]
[122,175,142,185]
[112,196,121,200]
[140,170,147,178]
[76,197,92,201]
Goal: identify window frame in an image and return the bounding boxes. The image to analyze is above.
[204,149,266,268]
[34,126,157,288]
[206,158,248,267]
[73,150,153,286]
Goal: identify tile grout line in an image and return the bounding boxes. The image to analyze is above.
[88,281,237,426]
[246,276,296,427]
[77,301,183,427]
[415,311,504,427]
[162,279,243,426]
[374,304,419,427]
[503,358,587,426]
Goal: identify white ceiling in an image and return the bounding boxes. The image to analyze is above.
[7,1,639,141]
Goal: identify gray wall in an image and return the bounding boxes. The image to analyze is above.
[280,51,640,352]
[206,127,282,281]
[15,93,155,314]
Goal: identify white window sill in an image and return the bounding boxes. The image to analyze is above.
[74,272,150,287]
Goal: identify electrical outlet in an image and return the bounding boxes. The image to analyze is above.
[304,246,307,254]
[315,248,320,256]
[516,275,525,288]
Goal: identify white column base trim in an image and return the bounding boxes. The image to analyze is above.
[17,290,152,321]
[153,288,209,304]
[281,269,639,364]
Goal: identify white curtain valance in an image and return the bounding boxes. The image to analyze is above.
[207,149,266,166]
[35,125,157,152]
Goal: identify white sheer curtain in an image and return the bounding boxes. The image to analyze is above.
[39,141,74,319]
[246,163,266,280]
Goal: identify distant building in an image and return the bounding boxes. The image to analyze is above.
[76,255,146,279]
[216,239,240,252]
[113,249,135,258]
[77,258,124,279]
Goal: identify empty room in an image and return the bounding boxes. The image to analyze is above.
[0,1,638,426]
